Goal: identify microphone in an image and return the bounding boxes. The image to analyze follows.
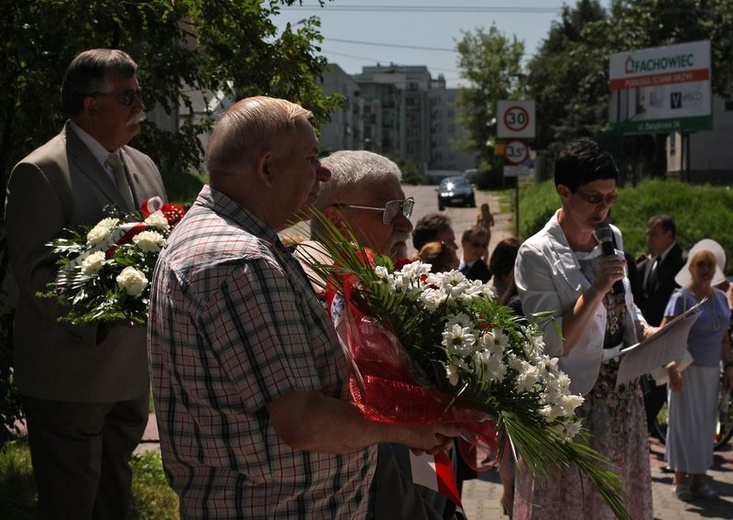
[595,222,625,300]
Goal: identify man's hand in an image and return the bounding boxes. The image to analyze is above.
[400,423,463,455]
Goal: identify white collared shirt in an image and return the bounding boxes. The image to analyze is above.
[69,120,121,183]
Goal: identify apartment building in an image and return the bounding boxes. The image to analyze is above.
[318,63,476,174]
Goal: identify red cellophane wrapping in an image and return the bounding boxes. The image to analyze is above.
[330,276,503,472]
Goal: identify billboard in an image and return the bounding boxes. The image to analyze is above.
[609,40,711,134]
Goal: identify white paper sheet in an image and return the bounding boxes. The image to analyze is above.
[614,299,704,386]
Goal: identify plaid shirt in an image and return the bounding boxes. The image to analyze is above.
[148,186,376,519]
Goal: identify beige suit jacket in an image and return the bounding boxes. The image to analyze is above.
[5,122,167,401]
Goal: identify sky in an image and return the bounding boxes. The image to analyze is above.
[272,0,608,88]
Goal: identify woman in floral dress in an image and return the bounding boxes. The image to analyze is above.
[513,138,654,519]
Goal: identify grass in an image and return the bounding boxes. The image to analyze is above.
[0,439,179,519]
[0,441,35,518]
[127,450,179,520]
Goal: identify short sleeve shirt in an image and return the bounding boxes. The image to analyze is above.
[664,287,730,367]
[148,186,376,518]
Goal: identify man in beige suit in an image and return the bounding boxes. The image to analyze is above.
[5,49,166,519]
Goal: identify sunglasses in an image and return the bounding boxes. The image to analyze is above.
[468,240,488,249]
[338,197,415,225]
[92,88,144,107]
[574,190,618,206]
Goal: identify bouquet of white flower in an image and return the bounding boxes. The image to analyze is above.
[38,197,185,325]
[299,219,630,519]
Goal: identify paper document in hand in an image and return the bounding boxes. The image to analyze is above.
[614,299,705,386]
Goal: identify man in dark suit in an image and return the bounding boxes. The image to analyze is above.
[636,215,686,438]
[5,49,166,519]
[637,215,685,326]
[459,225,492,284]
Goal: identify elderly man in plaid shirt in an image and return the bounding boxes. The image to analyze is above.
[147,96,460,519]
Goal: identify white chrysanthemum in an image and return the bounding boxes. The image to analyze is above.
[542,374,573,406]
[442,323,475,356]
[132,230,166,253]
[473,350,506,382]
[559,393,584,415]
[374,265,390,279]
[430,271,484,303]
[389,263,429,294]
[143,210,170,232]
[562,419,583,440]
[478,330,505,356]
[86,218,120,246]
[116,266,148,296]
[529,330,546,352]
[536,356,560,379]
[507,355,525,372]
[549,419,583,441]
[566,393,584,409]
[80,251,106,276]
[418,286,448,312]
[373,274,397,292]
[436,270,467,287]
[445,312,472,329]
[514,361,540,392]
[539,402,568,421]
[455,279,487,302]
[399,260,432,280]
[493,328,511,349]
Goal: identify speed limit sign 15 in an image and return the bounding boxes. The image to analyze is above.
[497,100,536,139]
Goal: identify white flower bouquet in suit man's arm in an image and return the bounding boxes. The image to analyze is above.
[37,197,185,326]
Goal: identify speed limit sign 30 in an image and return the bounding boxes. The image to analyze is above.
[497,100,536,139]
[504,107,529,132]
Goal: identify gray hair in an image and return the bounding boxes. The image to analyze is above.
[310,150,402,238]
[61,49,138,117]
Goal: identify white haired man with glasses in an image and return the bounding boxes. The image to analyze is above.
[295,150,456,519]
[308,150,414,259]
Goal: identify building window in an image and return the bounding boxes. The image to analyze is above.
[668,133,676,156]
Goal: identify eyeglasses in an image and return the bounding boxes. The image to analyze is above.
[92,88,144,107]
[574,190,618,206]
[468,240,489,249]
[337,197,415,225]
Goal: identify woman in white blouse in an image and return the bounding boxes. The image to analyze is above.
[513,138,653,520]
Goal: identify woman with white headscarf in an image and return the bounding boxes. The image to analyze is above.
[661,239,733,500]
